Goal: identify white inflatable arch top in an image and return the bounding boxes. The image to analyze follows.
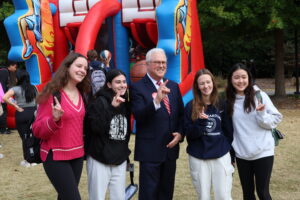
[59,0,102,27]
[122,0,161,23]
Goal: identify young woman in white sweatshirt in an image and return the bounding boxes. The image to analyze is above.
[226,63,282,200]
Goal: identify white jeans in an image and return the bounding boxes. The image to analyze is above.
[87,156,127,200]
[189,152,234,200]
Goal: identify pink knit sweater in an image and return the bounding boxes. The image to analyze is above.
[33,90,85,161]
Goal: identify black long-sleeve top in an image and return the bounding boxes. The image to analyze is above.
[84,89,131,165]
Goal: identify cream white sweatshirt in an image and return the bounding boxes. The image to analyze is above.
[232,89,282,160]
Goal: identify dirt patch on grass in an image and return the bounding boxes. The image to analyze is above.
[271,96,300,109]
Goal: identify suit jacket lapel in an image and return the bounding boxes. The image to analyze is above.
[143,75,157,93]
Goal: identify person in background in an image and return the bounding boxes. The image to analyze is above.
[2,70,37,167]
[130,48,184,200]
[85,69,131,200]
[87,49,107,97]
[184,69,234,200]
[226,63,282,200]
[0,60,18,134]
[87,49,102,71]
[32,52,90,200]
[99,50,112,73]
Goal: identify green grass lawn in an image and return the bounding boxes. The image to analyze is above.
[0,109,299,200]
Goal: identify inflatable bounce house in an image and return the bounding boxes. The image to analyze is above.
[4,0,205,128]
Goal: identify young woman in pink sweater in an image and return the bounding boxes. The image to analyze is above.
[33,52,90,200]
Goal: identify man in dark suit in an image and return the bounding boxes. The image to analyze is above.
[130,48,184,200]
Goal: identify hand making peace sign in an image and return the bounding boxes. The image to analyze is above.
[256,98,266,112]
[111,91,125,107]
[52,96,64,122]
[198,106,208,119]
[155,80,170,104]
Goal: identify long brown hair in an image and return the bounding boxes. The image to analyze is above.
[37,52,90,103]
[191,69,218,121]
[226,63,255,117]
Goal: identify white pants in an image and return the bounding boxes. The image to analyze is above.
[87,156,127,200]
[189,152,234,200]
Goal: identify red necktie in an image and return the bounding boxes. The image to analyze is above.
[157,81,171,114]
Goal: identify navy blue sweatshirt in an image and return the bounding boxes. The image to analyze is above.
[184,101,232,159]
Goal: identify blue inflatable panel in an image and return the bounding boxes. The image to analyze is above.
[4,9,28,61]
[113,4,130,81]
[156,0,181,83]
[182,89,193,105]
[25,54,41,85]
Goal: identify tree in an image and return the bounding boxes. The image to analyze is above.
[0,0,14,65]
[198,0,300,97]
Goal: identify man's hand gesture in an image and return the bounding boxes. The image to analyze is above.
[155,80,170,104]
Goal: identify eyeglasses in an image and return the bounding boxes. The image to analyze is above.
[150,60,167,65]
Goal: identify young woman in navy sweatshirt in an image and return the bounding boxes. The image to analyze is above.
[184,69,234,200]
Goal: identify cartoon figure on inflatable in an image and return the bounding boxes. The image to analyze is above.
[4,0,205,128]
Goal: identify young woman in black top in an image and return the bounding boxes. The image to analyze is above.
[85,69,131,200]
[3,70,37,167]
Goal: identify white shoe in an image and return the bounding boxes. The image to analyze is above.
[30,163,38,166]
[0,153,3,159]
[20,160,30,167]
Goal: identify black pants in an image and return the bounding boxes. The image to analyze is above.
[43,151,83,200]
[139,160,176,200]
[236,156,274,200]
[15,106,36,139]
[15,106,36,160]
[0,103,7,132]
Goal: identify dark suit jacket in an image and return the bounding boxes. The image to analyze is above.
[130,75,184,162]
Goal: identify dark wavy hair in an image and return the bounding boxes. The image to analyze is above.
[37,52,90,103]
[226,63,255,117]
[191,69,218,121]
[16,70,36,103]
[96,69,129,102]
[7,60,17,67]
[87,49,98,61]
